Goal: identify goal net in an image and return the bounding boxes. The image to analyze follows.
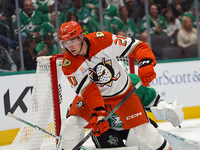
[117,56,135,74]
[9,54,135,150]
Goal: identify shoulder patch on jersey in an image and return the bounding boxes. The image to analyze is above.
[75,101,85,109]
[62,59,71,67]
[96,32,106,38]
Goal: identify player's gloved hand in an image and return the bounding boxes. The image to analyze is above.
[151,100,184,127]
[138,59,156,86]
[90,109,110,137]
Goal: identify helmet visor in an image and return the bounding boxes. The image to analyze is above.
[61,37,81,48]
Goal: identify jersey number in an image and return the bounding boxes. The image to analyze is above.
[67,76,77,86]
[114,35,127,46]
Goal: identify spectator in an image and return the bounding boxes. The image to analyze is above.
[6,0,17,22]
[14,0,44,44]
[0,45,17,73]
[124,0,140,23]
[66,11,89,36]
[0,35,18,51]
[0,0,11,38]
[181,2,200,28]
[88,4,112,33]
[32,0,55,14]
[67,0,91,24]
[140,31,163,60]
[168,0,188,19]
[4,0,17,39]
[8,0,24,40]
[177,16,197,49]
[82,0,98,10]
[112,6,139,38]
[153,0,168,12]
[163,7,181,45]
[5,0,27,11]
[41,11,61,42]
[91,0,120,22]
[44,11,66,27]
[181,0,193,11]
[57,0,73,17]
[136,0,153,27]
[106,0,124,9]
[42,11,66,42]
[22,34,38,70]
[116,29,126,36]
[66,11,79,22]
[139,3,167,35]
[36,32,58,56]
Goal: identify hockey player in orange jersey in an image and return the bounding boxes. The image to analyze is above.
[66,74,184,149]
[59,20,172,150]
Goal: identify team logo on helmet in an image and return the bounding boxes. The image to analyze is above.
[62,59,71,67]
[89,58,121,87]
[96,32,106,38]
[59,21,82,41]
[62,28,66,33]
[75,101,85,109]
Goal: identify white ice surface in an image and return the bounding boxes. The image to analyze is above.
[157,118,200,142]
[1,118,200,150]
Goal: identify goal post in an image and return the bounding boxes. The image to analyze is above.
[128,57,135,74]
[9,54,73,150]
[116,56,135,74]
[9,54,135,150]
[49,54,63,137]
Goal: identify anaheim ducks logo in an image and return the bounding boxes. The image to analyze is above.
[62,59,71,67]
[96,32,105,38]
[89,58,121,87]
[75,101,85,109]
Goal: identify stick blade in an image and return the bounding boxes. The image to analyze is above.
[6,112,18,120]
[158,129,200,150]
[7,112,12,116]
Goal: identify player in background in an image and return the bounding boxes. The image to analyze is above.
[59,20,172,150]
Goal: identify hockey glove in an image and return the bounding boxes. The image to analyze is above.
[90,109,110,137]
[138,59,156,86]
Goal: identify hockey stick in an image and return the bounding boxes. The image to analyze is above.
[7,112,62,149]
[149,118,200,149]
[72,80,142,150]
[157,128,200,150]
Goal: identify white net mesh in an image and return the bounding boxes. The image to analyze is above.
[117,56,131,74]
[10,56,57,150]
[9,55,95,150]
[116,56,129,65]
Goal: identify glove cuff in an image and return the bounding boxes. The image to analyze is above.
[94,106,106,111]
[138,58,153,68]
[91,111,98,118]
[91,109,107,119]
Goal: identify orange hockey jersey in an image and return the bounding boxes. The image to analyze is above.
[62,31,156,111]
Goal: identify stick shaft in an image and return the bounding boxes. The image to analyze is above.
[72,81,142,150]
[7,112,60,140]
